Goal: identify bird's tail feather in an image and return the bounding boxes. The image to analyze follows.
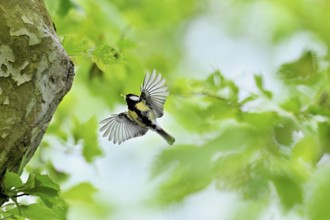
[156,128,175,145]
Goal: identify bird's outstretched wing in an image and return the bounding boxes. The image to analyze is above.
[140,70,169,118]
[99,112,148,144]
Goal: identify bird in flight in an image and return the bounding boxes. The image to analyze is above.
[99,70,175,145]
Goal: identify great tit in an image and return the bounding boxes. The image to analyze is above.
[99,70,175,145]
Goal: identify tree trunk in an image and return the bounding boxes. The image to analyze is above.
[0,0,74,204]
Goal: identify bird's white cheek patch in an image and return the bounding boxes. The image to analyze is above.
[129,96,140,101]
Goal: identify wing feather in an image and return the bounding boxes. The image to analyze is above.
[140,70,169,118]
[100,112,148,144]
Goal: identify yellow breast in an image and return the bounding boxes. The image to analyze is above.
[135,102,150,111]
[128,110,146,127]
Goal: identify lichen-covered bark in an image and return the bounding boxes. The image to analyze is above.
[0,0,74,204]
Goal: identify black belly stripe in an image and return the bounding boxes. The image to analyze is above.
[133,106,156,129]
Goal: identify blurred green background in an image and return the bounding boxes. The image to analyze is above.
[4,0,330,219]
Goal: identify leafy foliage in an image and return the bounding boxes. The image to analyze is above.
[151,55,330,217]
[1,172,67,220]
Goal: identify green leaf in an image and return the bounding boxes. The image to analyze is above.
[62,36,90,57]
[7,203,58,220]
[280,96,302,114]
[278,51,318,84]
[72,116,103,162]
[63,182,98,202]
[21,172,36,190]
[0,209,24,220]
[272,175,303,210]
[91,45,123,71]
[3,172,23,191]
[2,172,67,220]
[243,111,279,133]
[38,195,68,220]
[307,91,330,117]
[273,117,297,146]
[34,173,60,192]
[20,173,60,193]
[240,94,258,105]
[292,136,320,165]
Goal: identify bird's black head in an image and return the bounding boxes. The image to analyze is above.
[125,94,141,109]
